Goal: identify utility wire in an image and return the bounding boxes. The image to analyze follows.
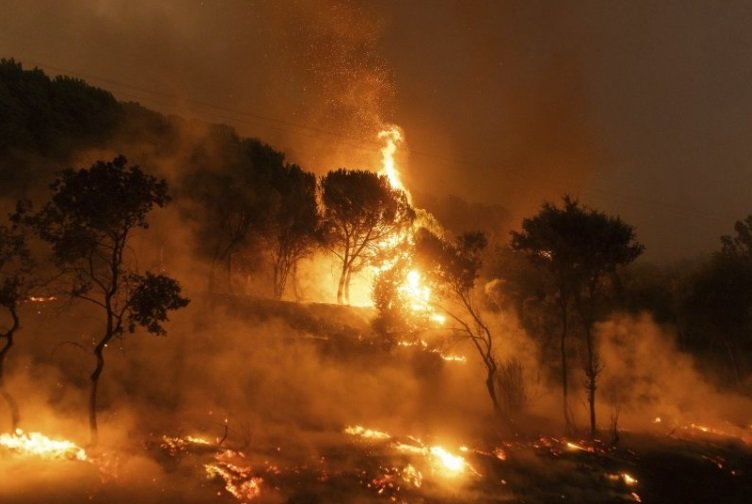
[6,57,738,226]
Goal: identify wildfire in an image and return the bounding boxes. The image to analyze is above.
[378,126,406,195]
[204,450,263,503]
[344,424,474,480]
[0,428,87,461]
[344,425,391,440]
[428,446,466,476]
[25,295,57,303]
[363,126,450,326]
[397,338,466,363]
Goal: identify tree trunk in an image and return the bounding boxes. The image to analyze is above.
[0,343,20,431]
[274,254,292,300]
[584,324,598,437]
[344,268,352,305]
[336,264,348,304]
[0,307,20,431]
[559,296,572,431]
[88,340,107,445]
[485,363,502,416]
[720,337,742,389]
[579,284,599,438]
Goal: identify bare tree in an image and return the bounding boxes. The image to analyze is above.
[29,156,189,443]
[415,229,505,417]
[0,215,31,430]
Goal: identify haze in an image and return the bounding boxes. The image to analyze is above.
[1,0,751,260]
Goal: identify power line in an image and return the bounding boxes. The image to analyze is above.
[5,57,740,226]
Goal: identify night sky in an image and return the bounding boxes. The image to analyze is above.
[2,0,751,260]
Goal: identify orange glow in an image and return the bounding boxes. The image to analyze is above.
[366,126,446,326]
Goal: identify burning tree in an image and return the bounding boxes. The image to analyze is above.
[320,168,414,305]
[511,196,643,435]
[0,216,31,430]
[414,228,506,416]
[29,156,189,443]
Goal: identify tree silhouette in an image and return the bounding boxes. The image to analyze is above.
[682,215,752,386]
[414,228,505,416]
[512,196,643,435]
[320,169,414,304]
[268,164,320,299]
[29,156,189,443]
[0,215,31,431]
[180,130,282,293]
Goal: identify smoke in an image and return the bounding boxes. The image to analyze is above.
[597,312,752,430]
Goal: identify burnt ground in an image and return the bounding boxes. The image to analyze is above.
[2,423,751,503]
[2,296,751,503]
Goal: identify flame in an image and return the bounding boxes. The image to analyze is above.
[429,446,466,475]
[345,424,473,480]
[204,449,263,502]
[0,429,87,461]
[622,473,638,486]
[205,463,262,502]
[26,295,57,303]
[344,425,391,440]
[378,126,405,194]
[397,339,466,363]
[394,441,472,478]
[363,126,446,327]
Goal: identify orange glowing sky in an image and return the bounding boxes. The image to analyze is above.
[1,0,751,260]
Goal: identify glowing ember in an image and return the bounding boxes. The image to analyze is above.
[345,424,474,480]
[429,446,466,475]
[205,449,263,502]
[205,464,262,502]
[437,353,466,363]
[622,473,638,486]
[402,463,423,487]
[565,441,586,451]
[344,425,391,440]
[25,295,57,303]
[395,441,473,478]
[160,434,213,456]
[0,429,87,461]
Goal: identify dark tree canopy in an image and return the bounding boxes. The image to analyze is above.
[0,59,121,159]
[267,163,320,299]
[321,169,414,304]
[681,214,752,386]
[511,196,643,435]
[179,128,286,292]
